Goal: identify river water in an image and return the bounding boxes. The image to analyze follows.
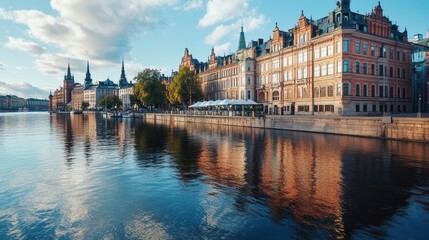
[0,112,428,239]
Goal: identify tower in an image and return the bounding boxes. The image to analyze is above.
[84,61,93,89]
[119,59,128,88]
[238,26,246,51]
[62,63,75,109]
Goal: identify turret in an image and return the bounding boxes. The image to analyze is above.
[119,59,128,88]
[238,26,246,51]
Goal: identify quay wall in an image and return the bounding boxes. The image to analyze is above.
[142,113,429,143]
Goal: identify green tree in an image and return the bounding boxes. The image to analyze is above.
[133,69,166,108]
[98,95,122,110]
[81,101,89,110]
[167,67,203,106]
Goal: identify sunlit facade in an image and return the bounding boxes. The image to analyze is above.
[180,1,412,115]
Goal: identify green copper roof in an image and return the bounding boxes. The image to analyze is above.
[238,26,246,51]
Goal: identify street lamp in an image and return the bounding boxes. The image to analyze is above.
[418,94,422,118]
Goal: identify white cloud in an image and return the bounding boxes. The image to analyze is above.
[182,0,203,11]
[0,0,178,75]
[0,80,49,99]
[0,62,4,70]
[213,42,231,56]
[5,37,47,55]
[204,12,267,45]
[198,0,249,28]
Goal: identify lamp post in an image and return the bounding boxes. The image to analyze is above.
[418,94,422,118]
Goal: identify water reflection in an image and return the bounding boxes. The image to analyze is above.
[144,118,429,239]
[1,112,428,239]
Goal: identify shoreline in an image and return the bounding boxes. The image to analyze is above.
[141,113,429,143]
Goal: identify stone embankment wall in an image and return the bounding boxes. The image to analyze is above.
[142,113,429,143]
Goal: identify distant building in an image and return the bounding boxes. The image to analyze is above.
[0,95,26,111]
[117,59,135,110]
[50,63,75,111]
[71,83,84,111]
[26,98,49,111]
[84,78,118,109]
[412,32,429,112]
[180,1,412,115]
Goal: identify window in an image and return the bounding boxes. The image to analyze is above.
[303,67,308,78]
[381,45,386,58]
[355,41,360,54]
[402,68,406,79]
[328,45,334,55]
[272,60,279,70]
[403,88,406,98]
[321,64,327,76]
[363,104,368,112]
[321,46,327,57]
[272,91,280,101]
[390,48,394,59]
[314,87,320,97]
[355,62,360,74]
[363,63,367,74]
[288,71,292,81]
[371,85,376,97]
[397,67,401,78]
[343,60,349,72]
[321,86,326,97]
[314,48,320,59]
[247,63,251,71]
[371,64,375,76]
[356,104,360,112]
[337,41,342,53]
[379,86,384,97]
[337,83,342,95]
[248,77,251,85]
[379,65,384,76]
[343,40,349,52]
[390,87,394,98]
[297,68,302,79]
[397,87,401,98]
[272,73,279,83]
[328,63,334,75]
[363,42,367,55]
[371,44,375,56]
[363,84,368,97]
[390,67,394,77]
[337,60,342,73]
[298,88,302,98]
[314,66,320,77]
[247,91,251,100]
[328,85,334,96]
[402,52,406,62]
[355,84,360,96]
[343,83,349,96]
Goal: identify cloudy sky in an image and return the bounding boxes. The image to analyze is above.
[0,0,428,99]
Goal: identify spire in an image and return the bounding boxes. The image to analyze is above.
[119,58,128,88]
[237,26,246,51]
[84,61,92,88]
[64,60,74,81]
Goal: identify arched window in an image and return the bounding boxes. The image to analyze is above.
[355,84,360,96]
[314,87,320,97]
[363,84,368,97]
[272,91,280,101]
[371,85,376,97]
[321,86,326,97]
[363,63,367,74]
[258,92,265,102]
[390,86,394,98]
[328,85,334,96]
[397,87,401,98]
[343,60,349,72]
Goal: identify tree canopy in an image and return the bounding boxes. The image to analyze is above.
[98,95,122,110]
[167,67,203,106]
[133,69,166,108]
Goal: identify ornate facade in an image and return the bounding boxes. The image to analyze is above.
[180,1,412,115]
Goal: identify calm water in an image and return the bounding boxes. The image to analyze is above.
[0,112,428,239]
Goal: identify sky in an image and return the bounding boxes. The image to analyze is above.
[0,0,428,99]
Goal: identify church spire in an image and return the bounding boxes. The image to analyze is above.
[84,61,92,89]
[119,58,128,88]
[237,26,246,51]
[64,61,74,81]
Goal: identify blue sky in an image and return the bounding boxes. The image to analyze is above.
[0,0,428,99]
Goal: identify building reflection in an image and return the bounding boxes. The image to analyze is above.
[147,119,429,239]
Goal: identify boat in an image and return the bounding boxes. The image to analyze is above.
[122,111,134,118]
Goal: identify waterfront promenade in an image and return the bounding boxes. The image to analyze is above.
[142,112,429,143]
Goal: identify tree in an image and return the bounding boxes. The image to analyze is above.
[129,93,141,109]
[98,95,122,110]
[167,67,203,106]
[133,69,166,108]
[81,101,89,110]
